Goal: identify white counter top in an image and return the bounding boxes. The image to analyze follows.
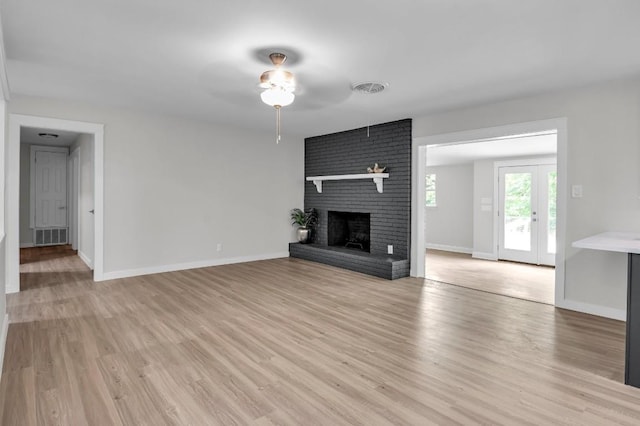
[572,232,640,254]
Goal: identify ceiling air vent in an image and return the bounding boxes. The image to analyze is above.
[351,82,388,94]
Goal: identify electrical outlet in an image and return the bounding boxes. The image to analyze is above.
[217,243,223,252]
[387,245,394,255]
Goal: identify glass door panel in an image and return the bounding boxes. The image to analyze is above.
[538,166,557,266]
[499,166,538,263]
[498,164,556,266]
[503,172,532,252]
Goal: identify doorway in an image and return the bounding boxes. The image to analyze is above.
[412,118,568,306]
[17,128,96,291]
[6,114,105,294]
[423,136,557,304]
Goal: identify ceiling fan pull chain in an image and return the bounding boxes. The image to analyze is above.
[276,106,281,144]
[367,101,371,138]
[259,52,295,144]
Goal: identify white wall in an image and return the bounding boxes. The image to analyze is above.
[0,99,8,373]
[414,76,640,317]
[19,143,31,246]
[8,96,304,278]
[424,163,473,252]
[472,159,494,258]
[72,134,94,268]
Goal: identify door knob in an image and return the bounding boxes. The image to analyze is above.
[89,209,95,214]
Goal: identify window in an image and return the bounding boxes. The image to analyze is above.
[425,173,436,207]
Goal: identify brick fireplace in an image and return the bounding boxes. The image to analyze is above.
[289,119,411,279]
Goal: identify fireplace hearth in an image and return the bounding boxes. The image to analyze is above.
[328,211,371,252]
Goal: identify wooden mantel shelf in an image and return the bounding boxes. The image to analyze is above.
[306,173,389,194]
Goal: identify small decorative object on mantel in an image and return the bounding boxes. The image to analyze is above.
[290,208,318,244]
[366,163,387,174]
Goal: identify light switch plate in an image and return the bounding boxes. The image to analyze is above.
[571,185,583,198]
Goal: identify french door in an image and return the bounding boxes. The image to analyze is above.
[498,164,556,266]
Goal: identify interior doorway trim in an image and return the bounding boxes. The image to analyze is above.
[6,114,105,293]
[411,118,568,307]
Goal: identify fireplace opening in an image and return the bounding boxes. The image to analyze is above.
[328,211,371,252]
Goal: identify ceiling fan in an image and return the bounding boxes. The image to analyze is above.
[258,52,296,143]
[198,47,353,135]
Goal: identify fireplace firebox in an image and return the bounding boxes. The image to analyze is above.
[328,211,371,252]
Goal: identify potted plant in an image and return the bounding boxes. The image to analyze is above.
[290,208,318,244]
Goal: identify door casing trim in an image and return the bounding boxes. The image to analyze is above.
[411,117,567,307]
[6,114,105,293]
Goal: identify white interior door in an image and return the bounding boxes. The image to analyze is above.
[69,150,79,250]
[34,151,68,228]
[498,164,556,266]
[78,140,95,268]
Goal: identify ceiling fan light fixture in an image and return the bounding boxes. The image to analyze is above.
[258,51,296,143]
[268,52,287,66]
[259,69,295,90]
[261,86,295,107]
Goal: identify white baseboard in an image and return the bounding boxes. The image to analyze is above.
[99,251,290,281]
[19,243,34,248]
[425,243,472,254]
[556,298,626,321]
[78,251,93,269]
[0,314,9,382]
[472,251,498,261]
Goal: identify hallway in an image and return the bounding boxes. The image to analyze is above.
[20,245,92,291]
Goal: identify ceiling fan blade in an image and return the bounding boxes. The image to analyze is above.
[291,68,352,110]
[198,62,263,106]
[198,53,353,111]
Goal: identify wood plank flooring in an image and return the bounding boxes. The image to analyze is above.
[426,249,555,305]
[20,245,92,292]
[2,250,640,424]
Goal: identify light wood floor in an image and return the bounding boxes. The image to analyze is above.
[426,249,555,305]
[20,245,91,292]
[1,249,640,425]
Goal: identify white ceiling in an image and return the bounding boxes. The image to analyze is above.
[20,127,80,146]
[2,1,640,138]
[426,133,557,166]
